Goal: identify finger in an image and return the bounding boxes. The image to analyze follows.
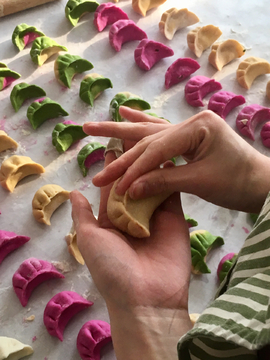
[119,106,169,124]
[127,163,203,200]
[83,121,168,142]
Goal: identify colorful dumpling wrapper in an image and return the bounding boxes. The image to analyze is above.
[32,184,70,226]
[27,98,69,129]
[187,25,222,58]
[132,0,167,17]
[12,23,45,51]
[43,291,94,341]
[185,75,222,107]
[236,57,270,90]
[12,258,65,307]
[110,91,151,122]
[190,230,224,274]
[79,73,113,106]
[54,54,93,88]
[184,214,198,228]
[134,39,174,71]
[77,142,106,176]
[94,2,129,32]
[65,0,100,27]
[0,62,7,68]
[10,82,46,112]
[77,320,112,360]
[109,19,148,52]
[30,36,68,66]
[261,121,270,148]
[0,337,33,360]
[236,104,270,140]
[208,91,246,119]
[0,67,21,91]
[52,121,87,153]
[65,224,84,265]
[0,155,45,193]
[0,131,18,152]
[217,252,237,282]
[165,57,200,89]
[0,230,30,265]
[208,39,245,71]
[159,7,199,40]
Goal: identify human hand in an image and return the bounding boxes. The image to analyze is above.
[83,107,270,213]
[70,151,192,360]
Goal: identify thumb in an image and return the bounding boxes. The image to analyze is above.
[70,190,99,243]
[128,163,201,200]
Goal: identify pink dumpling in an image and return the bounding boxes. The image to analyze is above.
[0,230,30,264]
[24,32,41,46]
[77,320,112,360]
[2,77,17,90]
[12,258,65,307]
[208,91,246,119]
[44,291,94,341]
[261,121,270,148]
[236,104,270,140]
[185,76,222,107]
[165,58,200,89]
[109,19,147,52]
[94,3,129,32]
[134,39,174,71]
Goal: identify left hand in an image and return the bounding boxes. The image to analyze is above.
[70,151,192,360]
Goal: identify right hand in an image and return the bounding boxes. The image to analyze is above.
[83,107,270,213]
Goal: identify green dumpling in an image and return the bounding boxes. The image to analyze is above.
[109,92,151,122]
[10,83,46,112]
[65,0,100,27]
[54,54,94,88]
[190,230,224,274]
[27,98,69,129]
[80,73,113,106]
[12,23,45,51]
[77,142,106,176]
[52,121,87,153]
[0,62,7,68]
[30,36,68,66]
[185,215,198,228]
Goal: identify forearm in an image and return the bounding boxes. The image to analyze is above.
[107,305,193,360]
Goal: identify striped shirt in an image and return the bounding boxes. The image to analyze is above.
[178,193,270,359]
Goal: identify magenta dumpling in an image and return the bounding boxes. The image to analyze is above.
[94,3,129,32]
[208,91,245,119]
[236,104,270,140]
[165,57,200,89]
[184,76,222,107]
[261,121,270,147]
[44,291,94,341]
[0,230,30,264]
[12,258,65,307]
[134,39,174,71]
[109,19,147,52]
[77,320,112,360]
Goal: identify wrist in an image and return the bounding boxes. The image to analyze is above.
[107,304,192,360]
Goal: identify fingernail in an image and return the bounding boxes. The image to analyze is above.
[129,182,144,199]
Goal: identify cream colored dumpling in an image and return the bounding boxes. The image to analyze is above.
[187,25,222,58]
[32,184,70,225]
[159,8,199,40]
[0,336,33,360]
[0,155,45,192]
[189,313,200,326]
[65,223,84,265]
[237,57,270,89]
[0,131,18,152]
[208,39,245,71]
[107,178,171,238]
[132,0,167,17]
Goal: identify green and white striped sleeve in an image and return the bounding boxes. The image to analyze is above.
[178,192,270,360]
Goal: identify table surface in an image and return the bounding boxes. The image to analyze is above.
[0,0,270,359]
